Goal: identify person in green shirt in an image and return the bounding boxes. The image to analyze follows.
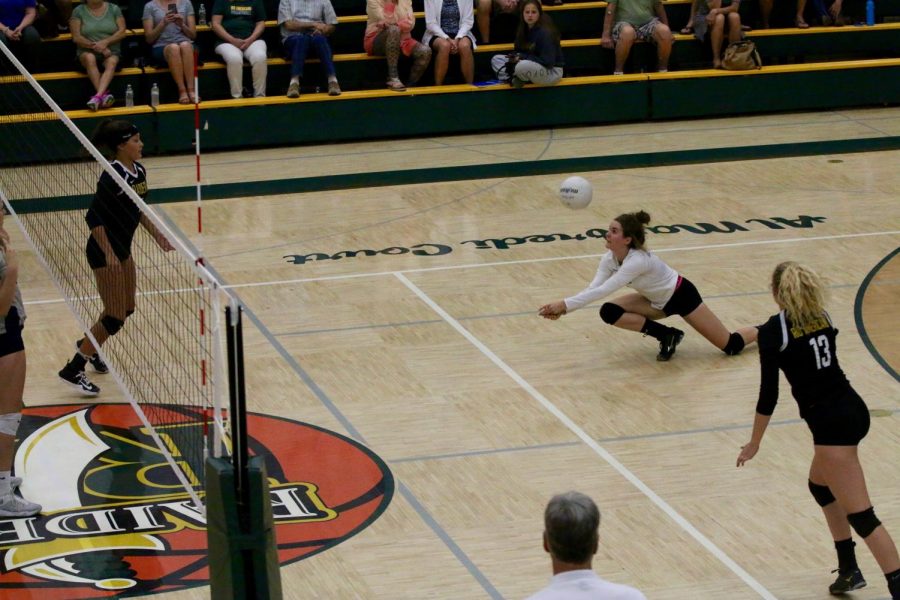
[600,0,672,75]
[211,0,268,98]
[70,0,126,110]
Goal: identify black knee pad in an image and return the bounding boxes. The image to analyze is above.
[101,315,125,337]
[599,303,625,325]
[723,332,745,355]
[808,480,836,507]
[847,507,882,538]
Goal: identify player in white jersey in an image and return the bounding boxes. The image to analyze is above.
[539,210,757,361]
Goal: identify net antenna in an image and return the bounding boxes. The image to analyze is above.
[0,43,231,511]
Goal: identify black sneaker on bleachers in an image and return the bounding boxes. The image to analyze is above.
[829,568,866,595]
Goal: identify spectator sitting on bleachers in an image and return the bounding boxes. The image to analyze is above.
[36,0,71,35]
[681,0,742,69]
[70,0,126,110]
[211,0,267,98]
[0,0,41,71]
[809,0,845,25]
[601,0,673,75]
[364,0,431,91]
[490,0,563,87]
[757,0,808,28]
[475,0,516,44]
[278,0,341,97]
[143,0,197,103]
[422,0,475,85]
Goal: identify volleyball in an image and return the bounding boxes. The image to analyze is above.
[559,176,593,209]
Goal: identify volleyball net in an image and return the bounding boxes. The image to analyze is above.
[0,43,231,510]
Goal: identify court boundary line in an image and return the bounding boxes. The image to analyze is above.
[395,272,778,600]
[854,246,900,383]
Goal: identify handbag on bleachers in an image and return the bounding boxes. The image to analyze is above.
[722,40,761,71]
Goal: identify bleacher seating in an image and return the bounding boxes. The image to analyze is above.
[1,0,899,159]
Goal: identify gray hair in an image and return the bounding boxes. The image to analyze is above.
[544,491,600,563]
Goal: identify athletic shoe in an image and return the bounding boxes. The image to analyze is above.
[829,568,866,595]
[327,80,341,96]
[286,81,300,98]
[656,328,685,361]
[58,367,100,396]
[76,339,108,374]
[101,92,115,108]
[0,492,41,518]
[86,95,102,112]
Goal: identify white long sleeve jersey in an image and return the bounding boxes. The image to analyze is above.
[564,248,680,312]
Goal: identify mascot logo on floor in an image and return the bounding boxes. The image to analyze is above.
[0,404,393,598]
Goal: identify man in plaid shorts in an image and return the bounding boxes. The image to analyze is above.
[600,0,673,75]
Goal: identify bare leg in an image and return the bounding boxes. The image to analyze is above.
[759,0,773,27]
[80,52,101,93]
[614,25,635,73]
[80,258,136,356]
[810,456,853,541]
[97,55,119,96]
[458,37,474,84]
[477,0,492,43]
[727,13,742,42]
[432,38,450,85]
[681,302,730,348]
[710,14,725,68]
[0,350,25,469]
[817,445,900,575]
[179,42,196,97]
[605,293,667,332]
[164,44,187,97]
[653,22,673,70]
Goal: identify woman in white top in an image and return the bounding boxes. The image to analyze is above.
[539,210,757,361]
[422,0,475,85]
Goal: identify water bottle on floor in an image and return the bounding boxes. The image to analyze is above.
[198,3,207,26]
[150,83,160,108]
[125,84,134,107]
[866,0,875,25]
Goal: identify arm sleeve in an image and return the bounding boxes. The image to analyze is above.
[754,326,780,416]
[563,253,640,312]
[456,0,473,38]
[277,0,291,25]
[424,0,446,38]
[533,29,558,67]
[366,0,385,23]
[323,0,337,25]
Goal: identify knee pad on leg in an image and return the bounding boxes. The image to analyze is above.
[847,507,882,538]
[101,315,125,337]
[599,302,625,325]
[0,413,21,436]
[723,332,745,355]
[808,480,836,507]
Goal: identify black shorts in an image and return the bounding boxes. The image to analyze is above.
[0,307,25,358]
[662,276,703,317]
[86,237,130,269]
[805,392,870,446]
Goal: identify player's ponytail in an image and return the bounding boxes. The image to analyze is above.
[772,261,826,330]
[615,210,651,250]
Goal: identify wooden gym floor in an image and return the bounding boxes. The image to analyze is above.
[11,107,900,599]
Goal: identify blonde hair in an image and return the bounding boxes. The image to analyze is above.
[771,261,826,330]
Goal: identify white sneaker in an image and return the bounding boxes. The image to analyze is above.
[0,492,41,517]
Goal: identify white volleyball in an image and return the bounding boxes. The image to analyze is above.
[559,176,593,209]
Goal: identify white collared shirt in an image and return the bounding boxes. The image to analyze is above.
[526,569,647,600]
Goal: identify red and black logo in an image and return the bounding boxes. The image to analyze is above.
[0,404,393,598]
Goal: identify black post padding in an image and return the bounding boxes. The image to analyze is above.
[206,456,283,599]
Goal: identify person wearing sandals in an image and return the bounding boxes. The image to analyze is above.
[601,0,673,75]
[422,0,476,85]
[364,0,431,91]
[757,0,808,28]
[70,0,125,110]
[0,208,42,518]
[278,0,342,98]
[212,0,268,99]
[490,0,562,87]
[142,0,197,104]
[680,0,743,69]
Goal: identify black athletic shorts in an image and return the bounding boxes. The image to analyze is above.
[662,275,703,317]
[0,307,25,358]
[805,391,870,446]
[86,236,130,269]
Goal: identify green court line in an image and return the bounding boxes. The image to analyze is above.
[854,246,900,384]
[11,135,900,213]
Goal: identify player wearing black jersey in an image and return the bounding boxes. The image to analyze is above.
[737,261,900,599]
[58,120,173,395]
